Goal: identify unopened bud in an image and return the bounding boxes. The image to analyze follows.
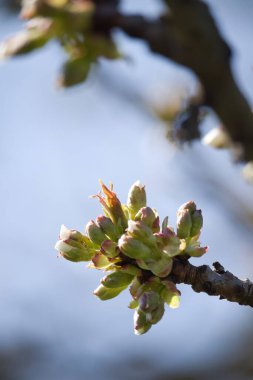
[94,284,126,301]
[127,220,156,246]
[177,209,192,238]
[148,303,165,325]
[161,281,181,309]
[86,220,107,245]
[101,271,134,288]
[139,291,160,313]
[190,210,203,237]
[202,127,231,149]
[91,252,111,269]
[186,244,208,257]
[55,225,94,262]
[101,240,118,258]
[127,181,147,219]
[135,207,159,232]
[59,57,91,87]
[134,309,152,335]
[96,215,118,241]
[178,201,196,214]
[147,255,173,277]
[118,235,152,260]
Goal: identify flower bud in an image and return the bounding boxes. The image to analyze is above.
[202,127,231,149]
[55,225,94,262]
[148,303,165,325]
[139,291,160,313]
[86,220,107,245]
[134,309,152,335]
[96,215,118,241]
[190,210,203,237]
[101,240,118,258]
[127,220,156,247]
[94,284,126,301]
[147,255,173,277]
[178,201,196,214]
[186,244,208,257]
[118,235,152,260]
[59,57,91,88]
[161,281,181,309]
[135,207,159,232]
[127,181,147,219]
[176,209,192,239]
[101,271,134,289]
[91,252,111,269]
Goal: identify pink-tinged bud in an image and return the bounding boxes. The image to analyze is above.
[178,201,196,214]
[91,252,111,269]
[127,181,147,219]
[96,215,118,241]
[55,225,94,262]
[127,220,156,246]
[186,245,208,257]
[177,209,192,239]
[118,235,152,260]
[139,291,160,313]
[101,240,118,258]
[135,207,159,232]
[86,220,107,245]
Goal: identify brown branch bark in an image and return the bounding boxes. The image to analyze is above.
[169,259,253,307]
[94,0,253,161]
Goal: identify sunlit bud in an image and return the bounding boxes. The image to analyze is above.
[139,291,160,313]
[161,281,181,309]
[134,309,152,335]
[177,209,192,239]
[55,225,94,262]
[86,220,107,245]
[0,21,53,60]
[118,235,152,260]
[127,220,156,246]
[96,215,118,241]
[202,127,231,149]
[101,240,118,258]
[120,264,142,276]
[101,271,134,289]
[135,207,159,232]
[91,252,111,269]
[93,284,126,301]
[127,181,147,219]
[129,277,142,298]
[190,210,203,237]
[186,244,208,257]
[178,201,196,214]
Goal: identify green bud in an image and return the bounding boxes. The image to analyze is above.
[101,271,134,289]
[120,264,142,276]
[91,252,111,269]
[148,303,165,325]
[147,255,173,277]
[139,291,160,313]
[101,240,118,258]
[93,284,126,301]
[178,201,196,214]
[96,215,118,241]
[176,209,192,238]
[118,235,152,260]
[55,225,94,262]
[161,281,181,309]
[135,207,159,232]
[127,181,147,219]
[59,57,91,88]
[190,210,203,237]
[134,309,152,335]
[127,220,156,247]
[186,244,208,257]
[86,220,107,245]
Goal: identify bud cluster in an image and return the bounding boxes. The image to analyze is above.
[55,180,208,334]
[0,0,120,87]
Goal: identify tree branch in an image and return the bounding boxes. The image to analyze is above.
[94,0,253,161]
[169,259,253,307]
